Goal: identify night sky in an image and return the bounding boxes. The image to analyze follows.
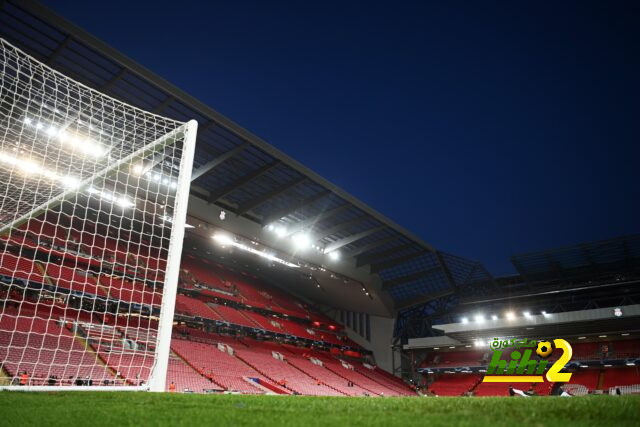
[42,1,639,275]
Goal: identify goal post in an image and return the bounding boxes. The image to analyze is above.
[0,38,196,390]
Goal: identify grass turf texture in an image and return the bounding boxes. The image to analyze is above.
[1,392,638,426]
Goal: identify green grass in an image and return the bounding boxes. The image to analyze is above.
[1,392,638,426]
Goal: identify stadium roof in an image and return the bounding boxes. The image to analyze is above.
[511,234,640,284]
[0,0,490,315]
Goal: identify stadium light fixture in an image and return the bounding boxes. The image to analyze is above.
[433,347,439,350]
[212,233,298,268]
[0,151,81,189]
[474,314,485,324]
[505,311,516,321]
[212,233,234,246]
[475,340,485,347]
[523,311,531,318]
[598,335,607,338]
[491,315,498,320]
[626,362,635,366]
[578,336,586,340]
[541,310,550,317]
[621,333,630,336]
[449,346,455,349]
[23,117,107,158]
[275,226,287,238]
[292,232,311,249]
[461,317,468,324]
[328,251,340,261]
[580,365,588,368]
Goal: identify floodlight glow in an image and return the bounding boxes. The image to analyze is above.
[474,314,485,324]
[0,151,82,189]
[491,315,498,320]
[523,311,531,318]
[212,233,298,268]
[541,310,550,317]
[461,317,468,324]
[61,176,80,189]
[578,336,586,340]
[328,251,340,261]
[212,233,234,246]
[292,232,311,249]
[475,340,485,347]
[87,187,135,208]
[115,196,134,208]
[275,226,287,238]
[505,311,516,321]
[132,164,144,175]
[267,224,275,231]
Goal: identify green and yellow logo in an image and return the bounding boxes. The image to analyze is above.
[482,338,573,383]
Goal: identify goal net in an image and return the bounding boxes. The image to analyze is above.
[0,38,196,390]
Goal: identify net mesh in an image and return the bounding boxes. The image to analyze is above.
[0,38,194,388]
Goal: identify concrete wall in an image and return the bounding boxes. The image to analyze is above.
[339,314,397,374]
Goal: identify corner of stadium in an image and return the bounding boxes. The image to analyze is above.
[0,1,638,426]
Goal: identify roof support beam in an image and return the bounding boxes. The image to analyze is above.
[191,142,249,181]
[101,68,127,91]
[435,251,457,291]
[356,243,415,268]
[261,190,331,225]
[323,226,385,254]
[46,34,71,65]
[347,235,399,257]
[382,265,443,290]
[207,160,280,203]
[395,289,456,311]
[152,96,175,114]
[315,215,367,241]
[285,203,350,237]
[370,250,427,274]
[235,176,306,216]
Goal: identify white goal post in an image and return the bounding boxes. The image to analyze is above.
[0,38,196,391]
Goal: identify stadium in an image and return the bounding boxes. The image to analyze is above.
[0,1,638,425]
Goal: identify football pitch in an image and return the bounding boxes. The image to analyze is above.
[1,392,638,426]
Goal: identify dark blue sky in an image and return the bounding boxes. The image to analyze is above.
[43,0,639,275]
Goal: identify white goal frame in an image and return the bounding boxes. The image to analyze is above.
[0,38,197,392]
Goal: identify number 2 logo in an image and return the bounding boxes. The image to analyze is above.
[545,339,573,382]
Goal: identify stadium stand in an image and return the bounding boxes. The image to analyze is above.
[428,374,481,396]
